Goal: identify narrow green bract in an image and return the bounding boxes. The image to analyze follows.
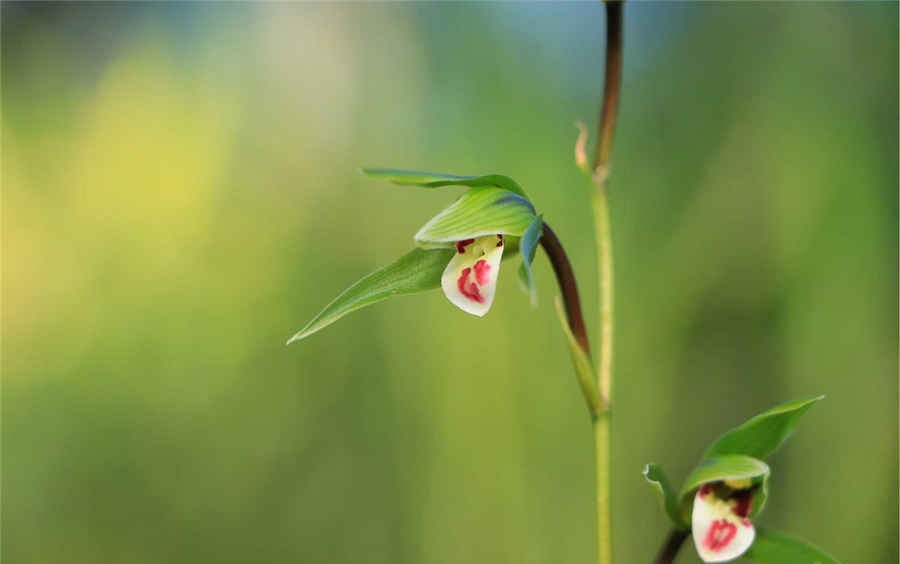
[362,168,529,198]
[643,463,686,529]
[287,247,453,344]
[747,529,841,564]
[704,396,824,460]
[517,215,543,305]
[415,187,537,244]
[553,297,600,416]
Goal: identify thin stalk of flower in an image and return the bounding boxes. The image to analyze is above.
[587,2,624,563]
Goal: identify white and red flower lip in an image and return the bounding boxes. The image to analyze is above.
[441,234,505,316]
[692,483,756,563]
[411,185,539,316]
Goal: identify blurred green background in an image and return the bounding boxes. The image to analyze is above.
[3,2,897,563]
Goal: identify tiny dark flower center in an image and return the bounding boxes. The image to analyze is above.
[730,489,754,519]
[456,239,475,254]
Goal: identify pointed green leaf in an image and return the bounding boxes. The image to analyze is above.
[747,529,841,564]
[704,396,824,460]
[287,247,453,344]
[363,168,529,198]
[679,455,770,524]
[516,215,543,306]
[415,187,537,244]
[553,297,601,416]
[643,463,687,529]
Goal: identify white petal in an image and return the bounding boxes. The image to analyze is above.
[441,235,504,316]
[692,487,755,563]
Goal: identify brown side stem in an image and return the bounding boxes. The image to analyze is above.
[653,529,689,564]
[539,222,591,358]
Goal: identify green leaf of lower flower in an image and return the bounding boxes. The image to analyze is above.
[415,187,537,244]
[703,396,824,460]
[680,455,770,498]
[362,168,529,198]
[516,215,543,306]
[643,463,687,529]
[747,528,841,564]
[287,247,453,344]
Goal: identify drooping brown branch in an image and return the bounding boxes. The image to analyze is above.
[653,529,689,564]
[539,222,591,357]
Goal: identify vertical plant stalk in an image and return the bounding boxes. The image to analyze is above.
[542,4,622,563]
[593,407,613,564]
[592,2,623,564]
[593,0,621,400]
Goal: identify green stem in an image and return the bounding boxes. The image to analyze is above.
[594,413,613,564]
[591,2,622,564]
[546,3,622,563]
[591,187,614,564]
[592,187,614,403]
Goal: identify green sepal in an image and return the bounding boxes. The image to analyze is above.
[746,528,841,564]
[362,168,529,198]
[414,187,537,245]
[553,297,601,416]
[680,455,770,496]
[643,463,687,529]
[516,215,543,306]
[287,247,453,344]
[704,396,824,460]
[678,455,770,525]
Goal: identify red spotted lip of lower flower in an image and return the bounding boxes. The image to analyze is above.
[692,482,756,563]
[441,235,505,316]
[643,400,831,564]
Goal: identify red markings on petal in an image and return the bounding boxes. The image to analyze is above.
[496,234,504,247]
[703,519,737,552]
[457,267,484,303]
[699,484,713,497]
[473,259,491,285]
[456,239,475,254]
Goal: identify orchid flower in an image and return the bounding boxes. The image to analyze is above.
[672,456,768,564]
[287,169,543,344]
[441,234,505,316]
[692,481,757,563]
[643,397,835,564]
